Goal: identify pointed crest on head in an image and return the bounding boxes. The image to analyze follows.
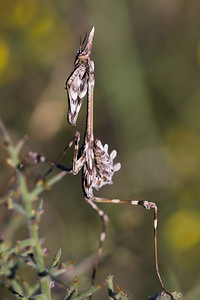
[74,27,95,66]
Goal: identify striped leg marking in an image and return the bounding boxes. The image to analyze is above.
[92,197,173,300]
[85,198,109,292]
[28,132,81,177]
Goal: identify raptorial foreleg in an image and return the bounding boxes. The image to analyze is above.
[28,131,85,177]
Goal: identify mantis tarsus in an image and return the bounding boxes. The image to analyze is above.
[29,27,174,299]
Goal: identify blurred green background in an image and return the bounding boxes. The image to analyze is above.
[0,0,200,299]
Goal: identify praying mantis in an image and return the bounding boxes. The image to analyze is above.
[29,27,174,299]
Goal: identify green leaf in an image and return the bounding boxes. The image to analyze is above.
[73,276,78,296]
[15,135,29,154]
[29,171,67,201]
[66,284,104,300]
[12,202,26,215]
[5,283,33,299]
[64,276,78,300]
[50,260,75,276]
[116,283,128,300]
[26,282,40,298]
[106,275,116,300]
[50,248,62,270]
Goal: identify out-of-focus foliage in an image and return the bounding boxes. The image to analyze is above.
[0,0,200,299]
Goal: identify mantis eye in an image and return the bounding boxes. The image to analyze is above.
[74,50,80,65]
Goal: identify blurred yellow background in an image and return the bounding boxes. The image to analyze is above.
[0,0,200,299]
